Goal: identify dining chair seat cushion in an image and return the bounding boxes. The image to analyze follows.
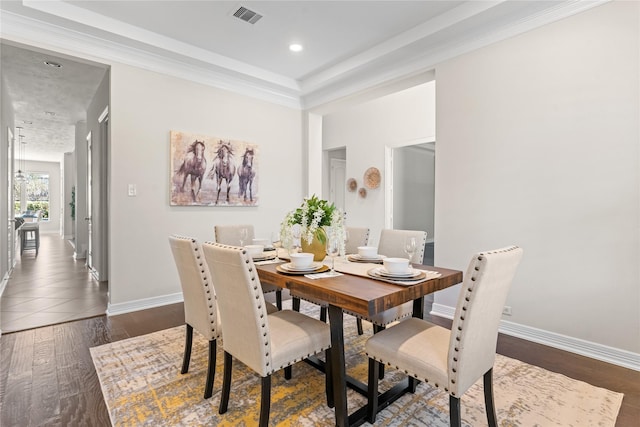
[267,310,332,373]
[365,317,449,388]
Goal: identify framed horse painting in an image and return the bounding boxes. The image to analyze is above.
[170,130,259,206]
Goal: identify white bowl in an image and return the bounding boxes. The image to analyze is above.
[290,252,314,268]
[244,244,264,257]
[383,257,410,275]
[252,238,270,247]
[358,246,378,258]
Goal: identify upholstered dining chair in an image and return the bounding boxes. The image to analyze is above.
[365,246,523,426]
[168,235,221,399]
[168,235,278,399]
[354,229,428,336]
[345,226,370,255]
[214,224,283,310]
[201,242,332,427]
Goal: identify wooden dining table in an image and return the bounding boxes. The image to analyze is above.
[256,260,463,427]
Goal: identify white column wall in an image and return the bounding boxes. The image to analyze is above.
[435,1,639,353]
[108,63,303,306]
[322,82,436,241]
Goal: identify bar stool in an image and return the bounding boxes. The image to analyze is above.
[20,222,40,256]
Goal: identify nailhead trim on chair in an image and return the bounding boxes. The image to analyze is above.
[174,235,221,339]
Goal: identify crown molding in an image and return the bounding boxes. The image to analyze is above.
[0,10,302,109]
[2,1,609,112]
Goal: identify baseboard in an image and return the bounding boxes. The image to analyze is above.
[431,303,640,372]
[107,292,184,316]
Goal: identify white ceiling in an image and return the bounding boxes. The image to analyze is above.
[0,0,606,162]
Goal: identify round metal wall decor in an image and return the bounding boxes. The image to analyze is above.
[363,167,381,189]
[358,187,367,198]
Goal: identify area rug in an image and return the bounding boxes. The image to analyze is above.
[90,308,623,426]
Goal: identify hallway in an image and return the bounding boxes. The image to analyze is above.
[0,234,107,333]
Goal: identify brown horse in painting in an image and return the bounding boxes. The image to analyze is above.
[238,147,256,202]
[208,141,236,204]
[177,140,206,202]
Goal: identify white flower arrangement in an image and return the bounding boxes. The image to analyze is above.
[280,195,346,255]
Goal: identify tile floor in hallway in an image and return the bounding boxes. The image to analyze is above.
[0,233,107,333]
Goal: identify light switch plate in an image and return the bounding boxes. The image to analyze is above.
[128,184,136,196]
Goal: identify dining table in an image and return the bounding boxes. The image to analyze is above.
[256,258,463,427]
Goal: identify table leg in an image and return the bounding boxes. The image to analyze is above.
[328,305,348,427]
[412,296,424,319]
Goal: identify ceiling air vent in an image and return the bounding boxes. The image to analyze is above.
[233,6,263,24]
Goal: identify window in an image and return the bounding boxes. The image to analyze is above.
[14,172,50,220]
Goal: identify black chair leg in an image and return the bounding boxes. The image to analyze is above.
[204,340,216,399]
[284,365,292,380]
[292,297,301,312]
[320,307,327,323]
[276,290,283,310]
[325,349,334,408]
[219,351,233,414]
[181,324,193,374]
[259,375,271,427]
[356,318,364,335]
[367,358,380,423]
[373,325,386,379]
[450,395,461,427]
[483,368,498,427]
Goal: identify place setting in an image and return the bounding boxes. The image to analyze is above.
[244,244,279,264]
[346,245,386,264]
[276,253,329,275]
[366,257,441,285]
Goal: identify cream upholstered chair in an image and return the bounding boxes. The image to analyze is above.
[355,229,428,336]
[214,224,255,246]
[365,246,523,426]
[169,235,278,399]
[214,224,282,310]
[345,226,370,255]
[201,242,333,427]
[168,235,221,399]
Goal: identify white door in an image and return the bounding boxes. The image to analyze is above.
[86,132,93,273]
[329,158,346,212]
[7,127,14,271]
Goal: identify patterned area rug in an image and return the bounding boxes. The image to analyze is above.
[91,307,623,426]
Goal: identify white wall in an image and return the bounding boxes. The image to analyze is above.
[22,160,61,235]
[108,63,303,307]
[62,151,75,239]
[323,81,436,242]
[0,72,15,282]
[435,1,639,353]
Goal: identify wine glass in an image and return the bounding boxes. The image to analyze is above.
[289,225,301,257]
[404,236,417,263]
[239,227,249,247]
[326,234,340,276]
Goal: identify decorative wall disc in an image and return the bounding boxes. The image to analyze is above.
[347,178,357,192]
[358,187,367,198]
[364,167,381,189]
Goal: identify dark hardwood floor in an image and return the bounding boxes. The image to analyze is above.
[0,238,638,426]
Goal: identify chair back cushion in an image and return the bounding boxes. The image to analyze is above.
[448,246,523,395]
[378,229,428,263]
[345,227,370,255]
[168,235,219,341]
[201,242,273,376]
[214,224,255,246]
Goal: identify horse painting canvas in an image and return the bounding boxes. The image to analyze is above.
[170,130,260,206]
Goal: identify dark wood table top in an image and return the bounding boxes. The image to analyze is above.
[256,263,463,317]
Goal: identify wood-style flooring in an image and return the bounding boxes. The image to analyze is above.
[0,240,638,426]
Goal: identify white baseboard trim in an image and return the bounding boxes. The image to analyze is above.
[106,292,184,316]
[431,303,640,372]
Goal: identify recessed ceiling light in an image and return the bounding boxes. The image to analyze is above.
[289,43,303,53]
[45,111,56,116]
[22,120,33,125]
[44,60,62,68]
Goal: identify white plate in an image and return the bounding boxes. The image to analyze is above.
[252,252,277,261]
[279,262,323,272]
[372,267,422,279]
[349,254,386,261]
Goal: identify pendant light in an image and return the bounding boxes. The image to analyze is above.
[15,127,25,182]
